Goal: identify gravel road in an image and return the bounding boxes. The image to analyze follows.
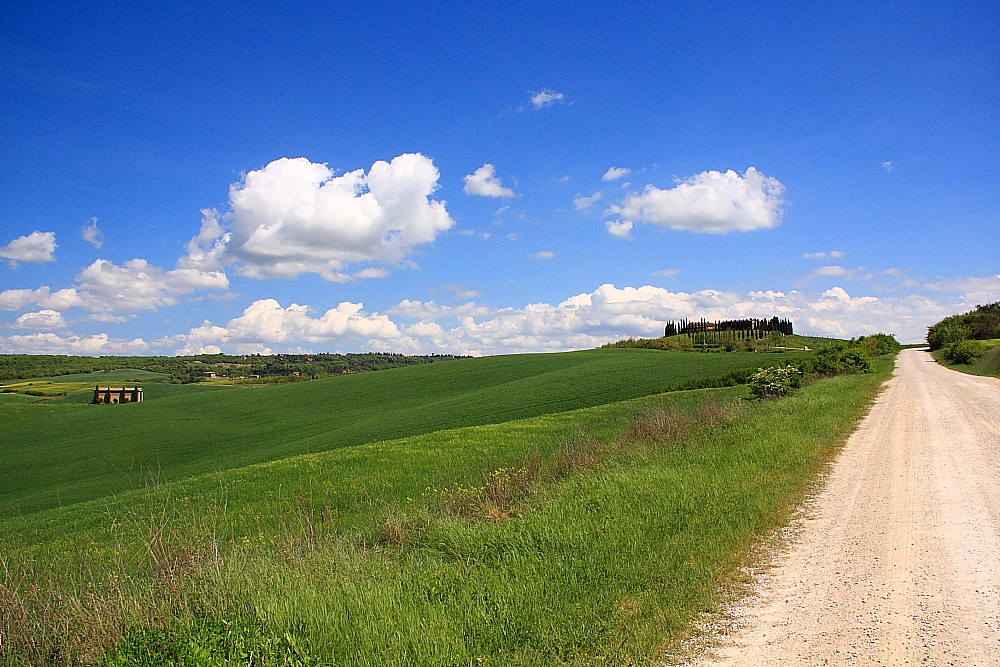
[694,349,1000,665]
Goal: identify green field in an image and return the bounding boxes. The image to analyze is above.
[0,369,228,405]
[0,347,895,666]
[0,349,781,518]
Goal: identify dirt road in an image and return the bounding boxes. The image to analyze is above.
[696,349,1000,665]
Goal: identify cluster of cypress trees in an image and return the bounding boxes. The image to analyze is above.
[664,317,793,338]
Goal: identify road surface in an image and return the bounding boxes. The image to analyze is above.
[694,349,1000,666]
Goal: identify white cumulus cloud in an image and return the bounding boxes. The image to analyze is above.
[12,310,67,330]
[605,220,633,239]
[530,251,555,259]
[0,332,149,355]
[609,168,785,234]
[186,154,454,280]
[1,231,57,268]
[573,192,602,210]
[81,218,104,249]
[530,90,565,108]
[75,259,230,313]
[602,167,631,181]
[464,164,516,198]
[161,299,402,356]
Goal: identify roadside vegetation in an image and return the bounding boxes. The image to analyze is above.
[927,302,1000,377]
[0,336,899,666]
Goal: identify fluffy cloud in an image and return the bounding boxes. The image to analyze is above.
[0,332,149,355]
[12,310,67,330]
[8,278,987,355]
[187,154,454,280]
[81,218,104,249]
[0,287,50,311]
[162,299,401,356]
[530,251,555,259]
[1,231,56,268]
[609,168,785,234]
[0,259,228,319]
[605,220,633,239]
[464,164,516,198]
[602,167,631,181]
[924,275,1000,304]
[804,251,844,259]
[573,192,602,209]
[76,259,229,313]
[530,90,564,108]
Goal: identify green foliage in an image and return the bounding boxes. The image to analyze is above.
[927,302,1000,350]
[102,619,317,667]
[0,349,763,518]
[943,339,986,365]
[850,333,902,357]
[927,321,972,351]
[748,364,802,399]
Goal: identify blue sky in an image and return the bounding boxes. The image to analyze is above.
[1,0,997,354]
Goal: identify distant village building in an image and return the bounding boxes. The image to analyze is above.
[93,386,143,404]
[202,371,217,378]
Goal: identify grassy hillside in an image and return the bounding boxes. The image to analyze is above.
[0,348,773,518]
[0,354,896,666]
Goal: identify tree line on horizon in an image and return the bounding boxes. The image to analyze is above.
[0,352,466,383]
[664,316,794,338]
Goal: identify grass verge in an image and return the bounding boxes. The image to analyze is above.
[931,339,1000,378]
[1,355,895,666]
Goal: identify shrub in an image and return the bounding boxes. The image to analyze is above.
[943,340,985,365]
[748,364,802,400]
[851,333,901,357]
[927,320,972,351]
[807,344,872,376]
[927,303,1000,350]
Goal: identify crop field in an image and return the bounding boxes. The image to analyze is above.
[0,348,784,518]
[0,369,227,405]
[0,349,896,666]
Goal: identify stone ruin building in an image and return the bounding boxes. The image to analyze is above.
[93,386,144,404]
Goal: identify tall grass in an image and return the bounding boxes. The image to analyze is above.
[1,354,894,666]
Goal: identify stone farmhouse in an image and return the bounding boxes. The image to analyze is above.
[93,386,144,404]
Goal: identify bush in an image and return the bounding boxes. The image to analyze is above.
[927,303,1000,350]
[748,364,802,399]
[807,344,873,376]
[851,333,902,357]
[927,321,972,351]
[943,340,985,365]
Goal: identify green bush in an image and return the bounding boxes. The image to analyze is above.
[807,344,873,376]
[748,364,802,399]
[927,303,1000,350]
[928,321,972,351]
[851,333,902,357]
[944,340,985,365]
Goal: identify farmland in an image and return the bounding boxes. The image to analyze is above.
[0,348,772,518]
[0,342,898,665]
